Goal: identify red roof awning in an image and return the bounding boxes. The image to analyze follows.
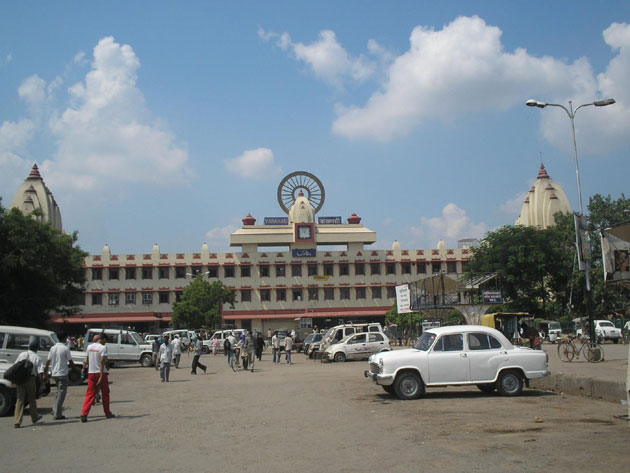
[223,309,387,321]
[51,312,172,324]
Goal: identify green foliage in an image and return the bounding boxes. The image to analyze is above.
[171,278,235,329]
[0,201,87,327]
[385,301,422,329]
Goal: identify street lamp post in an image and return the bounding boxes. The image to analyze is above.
[526,97,615,343]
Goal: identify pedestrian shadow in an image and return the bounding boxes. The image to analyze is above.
[164,379,189,383]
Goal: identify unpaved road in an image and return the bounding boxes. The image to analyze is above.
[1,351,628,473]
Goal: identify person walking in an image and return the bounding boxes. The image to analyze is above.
[44,333,74,420]
[285,332,293,364]
[226,332,237,368]
[158,336,173,382]
[212,335,220,356]
[255,333,265,361]
[190,336,207,374]
[244,331,255,372]
[13,341,44,428]
[152,337,160,371]
[80,334,115,423]
[271,331,280,364]
[171,335,182,368]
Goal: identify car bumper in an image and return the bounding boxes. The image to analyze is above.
[527,369,551,379]
[364,370,394,386]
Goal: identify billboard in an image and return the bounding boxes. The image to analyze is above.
[264,217,289,225]
[318,216,342,224]
[482,290,503,304]
[292,248,317,258]
[395,284,411,314]
[601,223,630,287]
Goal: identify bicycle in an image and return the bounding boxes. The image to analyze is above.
[557,335,605,363]
[230,347,241,372]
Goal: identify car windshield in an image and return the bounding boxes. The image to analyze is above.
[414,332,436,351]
[304,334,314,343]
[130,332,143,344]
[549,322,561,330]
[599,322,614,327]
[50,332,59,344]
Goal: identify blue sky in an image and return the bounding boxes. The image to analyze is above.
[1,1,629,255]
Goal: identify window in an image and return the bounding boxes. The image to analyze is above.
[241,289,251,302]
[340,287,350,300]
[259,265,269,278]
[468,333,502,350]
[291,264,302,277]
[324,288,334,300]
[175,267,186,278]
[447,261,457,273]
[159,292,169,304]
[370,263,381,275]
[433,334,463,352]
[142,292,153,305]
[339,264,349,276]
[92,268,102,280]
[416,262,426,274]
[109,268,119,280]
[108,292,119,305]
[120,333,136,345]
[0,333,4,349]
[372,287,382,299]
[323,264,333,276]
[125,292,136,305]
[241,265,251,278]
[159,267,170,279]
[175,291,183,302]
[369,333,384,342]
[260,289,271,302]
[386,263,396,275]
[461,261,470,273]
[386,286,396,299]
[191,266,202,276]
[276,265,286,277]
[349,334,366,344]
[308,287,319,301]
[38,336,55,351]
[356,287,366,299]
[91,293,102,305]
[6,334,30,350]
[432,262,442,274]
[292,289,302,301]
[402,263,411,275]
[142,267,153,279]
[224,266,235,278]
[276,288,286,301]
[125,267,136,279]
[208,266,218,278]
[355,263,365,276]
[307,264,317,276]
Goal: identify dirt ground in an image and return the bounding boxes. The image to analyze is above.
[1,350,629,473]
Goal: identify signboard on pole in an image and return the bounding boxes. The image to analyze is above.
[395,284,411,314]
[574,214,591,271]
[482,290,503,304]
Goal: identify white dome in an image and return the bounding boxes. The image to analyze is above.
[289,191,315,224]
[516,164,572,228]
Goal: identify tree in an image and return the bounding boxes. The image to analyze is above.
[385,301,422,330]
[0,201,87,327]
[171,278,236,329]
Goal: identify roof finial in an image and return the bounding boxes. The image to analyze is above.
[537,163,549,179]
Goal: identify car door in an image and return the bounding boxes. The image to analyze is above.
[3,333,30,362]
[346,333,367,359]
[466,332,508,382]
[367,333,388,356]
[427,333,470,384]
[107,333,121,360]
[119,332,140,360]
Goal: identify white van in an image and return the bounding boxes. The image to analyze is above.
[203,329,246,354]
[320,323,384,352]
[83,328,154,367]
[0,325,85,384]
[162,329,192,349]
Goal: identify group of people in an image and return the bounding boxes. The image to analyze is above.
[223,331,265,371]
[12,332,114,428]
[151,334,205,382]
[270,331,294,364]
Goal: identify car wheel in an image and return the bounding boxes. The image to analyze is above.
[382,385,395,395]
[394,372,424,400]
[334,352,346,363]
[140,354,153,367]
[68,366,83,386]
[0,385,13,417]
[496,370,523,396]
[202,346,210,354]
[613,339,619,344]
[476,383,496,394]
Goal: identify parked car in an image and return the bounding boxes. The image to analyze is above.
[83,328,154,367]
[320,323,384,352]
[576,320,623,343]
[0,358,51,417]
[304,333,325,358]
[203,329,246,354]
[324,332,391,363]
[162,329,192,349]
[364,325,550,400]
[144,334,161,345]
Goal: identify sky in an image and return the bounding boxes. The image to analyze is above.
[1,1,629,256]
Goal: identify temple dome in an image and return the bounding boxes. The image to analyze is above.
[516,163,572,228]
[9,164,63,231]
[288,191,315,224]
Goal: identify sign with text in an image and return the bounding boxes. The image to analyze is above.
[395,284,411,313]
[264,217,289,225]
[292,248,317,258]
[318,216,342,225]
[482,290,503,304]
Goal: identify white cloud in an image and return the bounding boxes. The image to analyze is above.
[205,223,239,251]
[0,118,35,166]
[41,36,189,191]
[260,27,376,88]
[224,147,282,180]
[3,52,12,65]
[329,16,630,152]
[500,191,528,217]
[18,75,47,109]
[73,51,86,64]
[409,203,487,247]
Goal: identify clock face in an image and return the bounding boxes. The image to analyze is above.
[298,225,312,240]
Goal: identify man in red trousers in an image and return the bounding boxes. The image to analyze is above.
[80,333,115,423]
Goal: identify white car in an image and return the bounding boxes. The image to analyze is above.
[325,332,392,363]
[364,325,550,400]
[577,320,622,343]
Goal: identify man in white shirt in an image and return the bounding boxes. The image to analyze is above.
[157,336,174,382]
[44,333,74,420]
[226,332,238,368]
[171,335,182,368]
[271,331,280,364]
[80,334,115,423]
[13,341,44,428]
[284,333,294,364]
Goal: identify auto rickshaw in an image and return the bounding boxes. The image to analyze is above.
[535,320,562,343]
[480,312,536,346]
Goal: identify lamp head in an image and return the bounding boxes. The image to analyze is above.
[593,98,615,107]
[526,99,547,108]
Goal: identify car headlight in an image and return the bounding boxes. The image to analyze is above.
[378,357,384,367]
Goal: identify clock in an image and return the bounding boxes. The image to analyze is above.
[295,224,314,242]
